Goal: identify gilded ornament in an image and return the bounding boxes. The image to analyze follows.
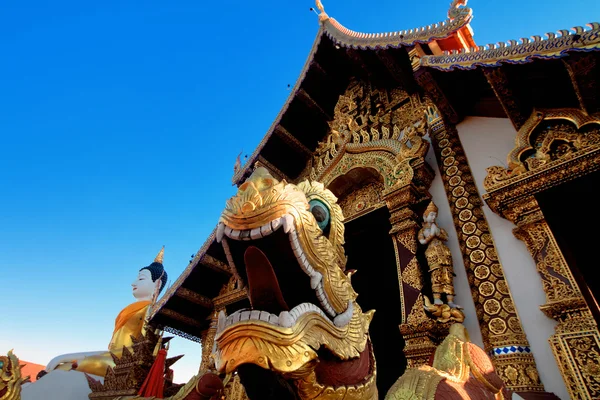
[338,182,386,222]
[484,299,501,315]
[474,265,490,280]
[0,351,24,400]
[489,318,507,335]
[402,257,424,290]
[479,282,495,297]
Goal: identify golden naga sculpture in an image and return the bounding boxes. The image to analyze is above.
[385,324,509,400]
[45,248,168,377]
[0,350,25,400]
[213,167,377,400]
[418,201,464,323]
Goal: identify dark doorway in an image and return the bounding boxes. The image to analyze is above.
[536,170,600,326]
[344,207,406,396]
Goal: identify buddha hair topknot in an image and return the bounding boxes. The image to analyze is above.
[140,262,168,293]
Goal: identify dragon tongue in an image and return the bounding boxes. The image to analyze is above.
[244,246,290,314]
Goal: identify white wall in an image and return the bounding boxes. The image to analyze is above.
[21,370,96,400]
[425,141,485,349]
[456,116,568,400]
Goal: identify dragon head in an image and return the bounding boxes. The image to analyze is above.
[214,167,376,398]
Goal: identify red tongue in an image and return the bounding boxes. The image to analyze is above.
[244,246,289,314]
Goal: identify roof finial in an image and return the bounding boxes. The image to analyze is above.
[315,0,329,22]
[233,150,243,175]
[154,246,164,264]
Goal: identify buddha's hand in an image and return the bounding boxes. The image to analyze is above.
[45,351,104,372]
[46,356,75,371]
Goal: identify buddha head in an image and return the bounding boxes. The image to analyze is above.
[132,247,168,301]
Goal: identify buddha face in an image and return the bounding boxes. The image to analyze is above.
[132,269,159,301]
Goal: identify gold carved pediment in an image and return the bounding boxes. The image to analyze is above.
[483,108,600,191]
[306,79,437,189]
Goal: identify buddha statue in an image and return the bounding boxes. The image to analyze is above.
[45,248,168,377]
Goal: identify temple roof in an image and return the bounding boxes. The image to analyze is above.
[149,1,600,341]
[149,231,231,341]
[230,0,477,186]
[421,22,600,71]
[320,0,475,50]
[19,361,45,382]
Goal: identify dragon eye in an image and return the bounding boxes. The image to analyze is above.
[309,199,330,232]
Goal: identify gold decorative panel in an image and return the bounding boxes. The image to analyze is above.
[427,117,544,392]
[484,109,600,399]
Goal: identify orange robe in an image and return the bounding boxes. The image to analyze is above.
[56,300,151,377]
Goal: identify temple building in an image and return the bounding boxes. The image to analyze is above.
[148,1,600,399]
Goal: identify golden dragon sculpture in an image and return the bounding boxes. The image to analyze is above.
[0,351,25,400]
[214,167,376,400]
[209,167,509,400]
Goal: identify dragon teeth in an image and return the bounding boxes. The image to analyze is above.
[278,311,294,328]
[282,214,295,233]
[310,272,322,290]
[216,303,333,334]
[333,301,354,327]
[217,213,353,330]
[221,216,285,242]
[250,228,262,240]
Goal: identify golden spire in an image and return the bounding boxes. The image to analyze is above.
[154,246,165,264]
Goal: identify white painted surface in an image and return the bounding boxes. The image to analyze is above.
[21,370,99,400]
[456,116,568,400]
[425,141,485,349]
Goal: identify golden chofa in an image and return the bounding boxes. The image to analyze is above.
[214,167,376,399]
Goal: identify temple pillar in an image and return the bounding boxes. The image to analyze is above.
[426,119,544,392]
[199,311,218,373]
[512,200,600,400]
[384,184,446,368]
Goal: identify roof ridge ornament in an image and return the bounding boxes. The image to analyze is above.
[315,0,329,23]
[448,0,468,20]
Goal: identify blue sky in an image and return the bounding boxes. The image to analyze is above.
[1,0,598,384]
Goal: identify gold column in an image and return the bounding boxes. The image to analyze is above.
[427,122,544,392]
[199,311,218,373]
[384,185,447,368]
[513,202,600,400]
